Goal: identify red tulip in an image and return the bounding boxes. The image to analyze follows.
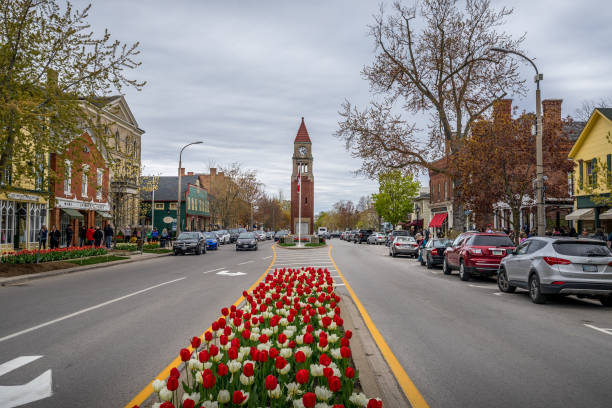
[265,374,278,390]
[296,368,309,384]
[303,392,316,408]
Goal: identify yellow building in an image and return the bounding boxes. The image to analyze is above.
[567,108,612,233]
[0,157,49,251]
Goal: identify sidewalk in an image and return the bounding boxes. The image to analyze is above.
[0,251,171,286]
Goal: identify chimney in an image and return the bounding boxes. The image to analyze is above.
[210,168,217,177]
[492,99,512,124]
[542,99,562,132]
[187,171,194,176]
[180,167,185,176]
[219,172,224,177]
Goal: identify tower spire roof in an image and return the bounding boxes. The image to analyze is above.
[294,117,311,143]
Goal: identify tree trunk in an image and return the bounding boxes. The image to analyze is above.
[452,201,466,232]
[511,208,521,245]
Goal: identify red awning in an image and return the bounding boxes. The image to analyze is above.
[429,212,448,228]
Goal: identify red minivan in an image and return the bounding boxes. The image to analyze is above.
[443,232,515,281]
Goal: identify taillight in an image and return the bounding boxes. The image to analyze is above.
[431,248,438,255]
[608,261,612,266]
[395,243,401,247]
[543,257,571,266]
[551,281,566,285]
[411,243,417,247]
[470,248,482,255]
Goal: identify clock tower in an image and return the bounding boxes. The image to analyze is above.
[291,117,314,235]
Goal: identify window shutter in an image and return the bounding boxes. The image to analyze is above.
[579,161,583,189]
[607,154,611,182]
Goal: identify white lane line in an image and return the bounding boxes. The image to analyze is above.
[584,324,612,336]
[262,256,273,260]
[334,283,346,286]
[0,356,42,377]
[468,284,495,289]
[493,292,503,296]
[203,267,224,274]
[237,260,254,265]
[0,277,186,344]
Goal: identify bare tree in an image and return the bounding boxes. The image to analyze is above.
[575,97,612,122]
[336,0,526,230]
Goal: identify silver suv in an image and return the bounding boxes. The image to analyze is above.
[498,237,612,306]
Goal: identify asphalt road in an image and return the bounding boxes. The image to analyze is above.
[0,240,275,408]
[329,239,612,408]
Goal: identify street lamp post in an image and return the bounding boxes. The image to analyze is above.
[176,141,203,236]
[415,203,420,230]
[491,48,545,236]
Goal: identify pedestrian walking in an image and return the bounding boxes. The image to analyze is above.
[39,225,48,249]
[65,224,73,247]
[152,227,159,242]
[50,225,60,249]
[569,227,577,237]
[79,225,87,246]
[124,226,131,243]
[104,224,114,248]
[161,228,168,248]
[591,228,606,241]
[93,226,103,247]
[86,225,95,246]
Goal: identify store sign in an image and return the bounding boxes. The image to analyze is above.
[7,193,41,202]
[185,184,209,216]
[163,216,174,223]
[55,197,110,211]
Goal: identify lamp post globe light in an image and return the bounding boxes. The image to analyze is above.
[490,48,545,237]
[176,141,203,236]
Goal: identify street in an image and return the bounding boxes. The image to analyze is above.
[2,240,612,407]
[0,241,275,407]
[330,239,612,408]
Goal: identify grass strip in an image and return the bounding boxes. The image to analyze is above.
[305,242,326,247]
[143,248,173,254]
[278,242,296,247]
[68,255,129,266]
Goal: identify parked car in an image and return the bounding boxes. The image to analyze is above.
[389,236,419,257]
[203,232,219,250]
[173,232,207,255]
[367,232,386,245]
[236,232,258,251]
[386,230,410,246]
[353,229,373,244]
[266,231,274,240]
[420,238,453,268]
[229,228,246,243]
[443,232,514,281]
[215,230,231,244]
[255,230,266,241]
[498,237,612,305]
[274,230,288,242]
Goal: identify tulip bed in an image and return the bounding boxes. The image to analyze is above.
[0,246,107,264]
[143,267,382,408]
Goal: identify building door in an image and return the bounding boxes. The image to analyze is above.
[15,203,27,249]
[60,212,70,246]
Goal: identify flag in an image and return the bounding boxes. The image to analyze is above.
[297,166,301,192]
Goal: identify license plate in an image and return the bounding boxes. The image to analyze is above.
[582,264,598,272]
[492,249,503,256]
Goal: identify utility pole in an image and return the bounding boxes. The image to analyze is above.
[176,141,203,236]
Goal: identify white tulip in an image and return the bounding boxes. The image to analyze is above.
[240,373,255,386]
[349,392,369,407]
[217,390,230,403]
[152,379,165,393]
[315,386,333,401]
[286,382,301,398]
[228,360,242,373]
[159,387,173,402]
[293,399,306,408]
[268,384,282,399]
[280,348,293,358]
[279,362,291,375]
[201,401,218,408]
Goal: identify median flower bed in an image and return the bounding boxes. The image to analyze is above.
[0,246,107,264]
[142,267,382,408]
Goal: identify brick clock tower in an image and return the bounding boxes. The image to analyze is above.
[291,117,314,235]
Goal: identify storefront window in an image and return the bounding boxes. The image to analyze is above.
[16,203,27,246]
[1,201,14,244]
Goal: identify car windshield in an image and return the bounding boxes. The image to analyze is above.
[394,231,409,236]
[204,232,216,239]
[553,241,612,257]
[470,235,514,247]
[177,232,199,240]
[238,233,254,239]
[434,239,453,247]
[396,237,415,242]
[229,229,239,234]
[218,230,228,234]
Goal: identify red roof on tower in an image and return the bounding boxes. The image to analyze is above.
[294,117,311,143]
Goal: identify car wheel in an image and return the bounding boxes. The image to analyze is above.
[529,273,547,304]
[443,258,451,275]
[388,250,392,257]
[174,249,179,256]
[196,245,202,255]
[426,255,433,269]
[459,260,470,281]
[599,295,612,307]
[392,249,397,258]
[497,268,516,293]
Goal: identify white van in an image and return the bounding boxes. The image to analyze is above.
[317,227,328,236]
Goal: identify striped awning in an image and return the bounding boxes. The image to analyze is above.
[62,208,83,218]
[565,208,594,221]
[429,212,448,228]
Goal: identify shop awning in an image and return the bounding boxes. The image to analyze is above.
[429,212,448,228]
[96,211,112,219]
[565,208,594,221]
[599,209,612,220]
[62,208,83,218]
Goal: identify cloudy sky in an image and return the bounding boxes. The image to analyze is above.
[74,0,612,213]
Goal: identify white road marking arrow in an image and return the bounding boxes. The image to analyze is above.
[0,356,52,408]
[216,270,246,276]
[584,324,612,336]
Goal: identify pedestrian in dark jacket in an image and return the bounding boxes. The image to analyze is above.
[79,225,87,247]
[49,225,60,249]
[104,224,114,248]
[39,225,48,249]
[65,225,73,247]
[93,226,103,247]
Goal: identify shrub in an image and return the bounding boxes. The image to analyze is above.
[115,243,138,251]
[0,246,107,264]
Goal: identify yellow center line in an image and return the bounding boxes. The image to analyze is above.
[124,245,277,408]
[328,245,430,408]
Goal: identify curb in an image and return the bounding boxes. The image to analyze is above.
[341,293,411,408]
[0,252,172,286]
[275,244,328,250]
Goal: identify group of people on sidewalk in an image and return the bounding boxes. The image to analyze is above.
[37,224,115,249]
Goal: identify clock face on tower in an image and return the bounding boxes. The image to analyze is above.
[298,146,307,157]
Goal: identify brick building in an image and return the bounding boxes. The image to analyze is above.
[50,132,111,246]
[291,118,314,235]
